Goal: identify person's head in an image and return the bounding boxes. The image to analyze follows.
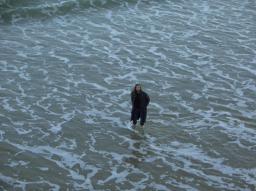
[133,84,142,93]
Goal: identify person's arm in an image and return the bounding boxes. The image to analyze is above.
[130,92,135,122]
[146,93,150,106]
[131,92,135,105]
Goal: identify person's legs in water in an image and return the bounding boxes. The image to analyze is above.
[140,109,147,127]
[131,108,140,126]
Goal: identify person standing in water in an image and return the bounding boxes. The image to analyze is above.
[130,84,150,128]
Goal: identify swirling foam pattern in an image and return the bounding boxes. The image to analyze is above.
[0,0,256,190]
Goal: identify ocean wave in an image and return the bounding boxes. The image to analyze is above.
[0,0,135,23]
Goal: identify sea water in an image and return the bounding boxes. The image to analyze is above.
[0,0,255,190]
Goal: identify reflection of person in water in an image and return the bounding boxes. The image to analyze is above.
[130,84,150,128]
[124,131,145,167]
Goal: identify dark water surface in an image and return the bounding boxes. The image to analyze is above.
[0,0,256,190]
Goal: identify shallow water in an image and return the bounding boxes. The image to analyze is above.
[0,0,256,190]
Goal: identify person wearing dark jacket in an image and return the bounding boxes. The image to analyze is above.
[130,84,150,128]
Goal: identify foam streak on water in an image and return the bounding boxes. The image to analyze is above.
[0,0,256,190]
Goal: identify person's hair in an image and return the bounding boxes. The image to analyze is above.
[132,84,142,94]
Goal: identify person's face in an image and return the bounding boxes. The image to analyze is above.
[135,85,141,92]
